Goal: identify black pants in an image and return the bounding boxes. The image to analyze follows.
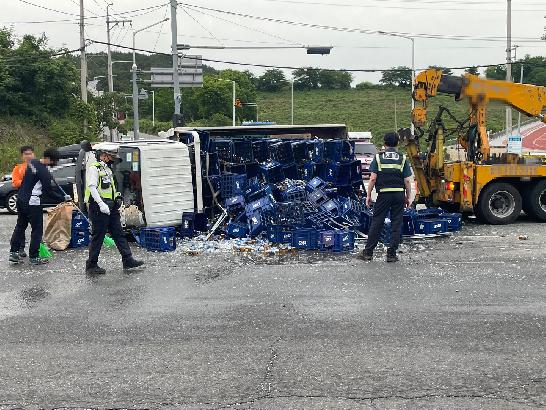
[87,202,132,267]
[10,201,43,258]
[365,192,405,254]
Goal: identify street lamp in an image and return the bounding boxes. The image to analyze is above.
[290,79,294,125]
[131,18,169,140]
[378,31,415,135]
[218,78,236,126]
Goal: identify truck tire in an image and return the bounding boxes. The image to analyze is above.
[523,180,546,222]
[476,182,522,225]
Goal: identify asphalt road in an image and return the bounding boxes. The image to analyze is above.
[0,212,545,409]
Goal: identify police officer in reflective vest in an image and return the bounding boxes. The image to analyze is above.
[85,149,144,275]
[362,132,413,262]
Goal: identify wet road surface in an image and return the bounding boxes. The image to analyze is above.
[0,212,545,409]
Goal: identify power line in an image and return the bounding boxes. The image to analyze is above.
[182,4,300,46]
[181,7,224,47]
[86,39,517,72]
[253,0,546,12]
[180,3,545,43]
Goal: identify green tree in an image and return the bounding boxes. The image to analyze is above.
[318,70,353,89]
[0,30,78,125]
[293,67,321,90]
[257,69,289,92]
[379,66,412,88]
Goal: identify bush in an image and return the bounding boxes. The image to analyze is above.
[48,118,83,147]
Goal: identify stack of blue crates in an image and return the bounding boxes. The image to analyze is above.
[70,210,90,248]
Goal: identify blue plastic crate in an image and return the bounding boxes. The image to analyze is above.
[332,230,355,252]
[71,210,89,231]
[282,187,307,203]
[292,228,319,250]
[252,140,269,163]
[291,141,308,162]
[324,140,344,162]
[224,163,247,175]
[181,212,208,238]
[265,202,305,226]
[269,141,294,164]
[306,210,335,229]
[220,173,247,198]
[309,140,324,162]
[245,162,260,180]
[439,212,462,231]
[226,222,249,238]
[301,162,315,181]
[139,227,177,252]
[225,195,245,210]
[248,211,265,237]
[306,176,325,192]
[245,196,274,217]
[70,228,90,248]
[417,207,444,220]
[215,139,234,162]
[267,225,293,244]
[233,140,253,163]
[402,208,417,236]
[282,163,299,180]
[321,199,340,215]
[201,153,220,176]
[315,162,328,180]
[379,220,392,244]
[319,230,335,249]
[259,161,285,184]
[416,219,448,235]
[308,189,329,206]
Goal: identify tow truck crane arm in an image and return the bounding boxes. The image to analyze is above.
[402,69,546,205]
[412,69,546,161]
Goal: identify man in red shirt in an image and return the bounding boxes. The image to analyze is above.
[11,146,35,258]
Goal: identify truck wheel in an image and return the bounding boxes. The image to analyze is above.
[477,182,522,224]
[523,180,546,222]
[6,191,18,214]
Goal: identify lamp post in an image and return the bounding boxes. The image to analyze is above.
[131,19,169,140]
[151,90,155,127]
[110,60,132,90]
[291,79,294,125]
[378,31,415,135]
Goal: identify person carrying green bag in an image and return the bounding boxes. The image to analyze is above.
[9,148,70,265]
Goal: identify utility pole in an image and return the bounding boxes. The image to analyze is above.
[106,5,131,93]
[232,80,236,126]
[79,0,87,104]
[505,0,512,140]
[106,3,113,93]
[171,0,182,127]
[410,37,415,136]
[132,63,140,140]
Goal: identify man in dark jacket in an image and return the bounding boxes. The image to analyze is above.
[361,132,413,262]
[9,148,70,265]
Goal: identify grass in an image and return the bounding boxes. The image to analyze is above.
[0,117,51,174]
[257,88,508,144]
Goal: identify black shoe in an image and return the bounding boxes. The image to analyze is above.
[18,250,27,258]
[386,252,399,263]
[123,258,144,270]
[29,257,49,265]
[358,251,373,261]
[9,252,22,265]
[86,265,106,275]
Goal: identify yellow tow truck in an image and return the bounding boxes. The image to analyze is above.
[401,69,546,224]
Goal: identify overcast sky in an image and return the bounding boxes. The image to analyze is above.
[3,0,546,83]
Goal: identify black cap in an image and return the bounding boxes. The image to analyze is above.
[383,132,400,147]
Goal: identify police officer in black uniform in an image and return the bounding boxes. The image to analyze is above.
[361,132,413,262]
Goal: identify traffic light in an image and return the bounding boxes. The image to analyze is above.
[234,99,242,108]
